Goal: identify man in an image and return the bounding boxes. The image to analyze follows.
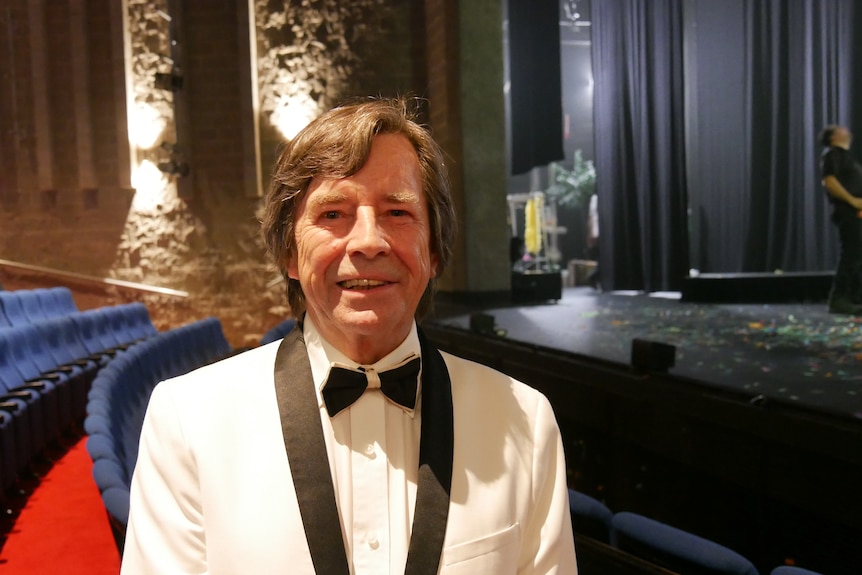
[820,124,862,314]
[121,97,577,574]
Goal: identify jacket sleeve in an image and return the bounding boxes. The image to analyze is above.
[519,394,578,574]
[121,382,208,575]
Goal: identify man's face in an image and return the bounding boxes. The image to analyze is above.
[288,133,438,363]
[833,127,853,148]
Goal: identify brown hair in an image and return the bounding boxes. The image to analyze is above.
[260,96,456,319]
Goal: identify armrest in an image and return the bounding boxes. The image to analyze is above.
[3,390,36,401]
[28,373,61,383]
[0,400,21,413]
[16,380,47,391]
[51,364,78,374]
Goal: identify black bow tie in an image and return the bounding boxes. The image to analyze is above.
[322,356,421,417]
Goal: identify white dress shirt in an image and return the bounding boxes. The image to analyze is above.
[303,317,422,575]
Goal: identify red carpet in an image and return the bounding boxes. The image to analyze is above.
[0,437,121,574]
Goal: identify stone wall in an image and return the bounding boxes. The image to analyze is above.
[0,0,421,348]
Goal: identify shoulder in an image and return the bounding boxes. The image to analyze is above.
[439,350,553,420]
[152,342,281,408]
[143,341,285,449]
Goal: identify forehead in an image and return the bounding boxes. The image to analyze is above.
[304,134,424,202]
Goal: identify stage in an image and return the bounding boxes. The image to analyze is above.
[430,286,862,420]
[422,287,862,574]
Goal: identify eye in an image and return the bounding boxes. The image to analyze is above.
[390,209,410,217]
[322,210,340,219]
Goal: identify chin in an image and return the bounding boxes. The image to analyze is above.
[336,307,406,334]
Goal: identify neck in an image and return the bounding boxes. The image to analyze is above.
[304,313,412,365]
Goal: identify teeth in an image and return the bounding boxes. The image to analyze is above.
[340,279,387,289]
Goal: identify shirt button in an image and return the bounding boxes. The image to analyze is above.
[368,535,380,550]
[364,443,376,458]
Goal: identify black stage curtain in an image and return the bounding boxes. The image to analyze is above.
[507,0,563,175]
[744,0,855,272]
[591,0,689,292]
[687,0,859,273]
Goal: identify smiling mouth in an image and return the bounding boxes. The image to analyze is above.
[339,279,389,290]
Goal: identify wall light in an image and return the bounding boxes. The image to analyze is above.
[130,102,167,150]
[270,94,319,141]
[131,159,168,211]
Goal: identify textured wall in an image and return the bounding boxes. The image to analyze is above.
[0,0,420,346]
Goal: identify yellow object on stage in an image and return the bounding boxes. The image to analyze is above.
[525,194,544,255]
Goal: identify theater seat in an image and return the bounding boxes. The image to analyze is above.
[260,318,296,345]
[47,286,78,316]
[86,316,233,552]
[0,291,30,326]
[613,511,759,575]
[18,290,48,323]
[0,408,17,496]
[771,567,823,575]
[568,488,617,546]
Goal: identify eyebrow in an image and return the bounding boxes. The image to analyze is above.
[307,189,422,209]
[384,191,423,204]
[306,190,348,210]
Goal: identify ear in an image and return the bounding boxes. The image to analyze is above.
[286,250,299,280]
[430,252,439,278]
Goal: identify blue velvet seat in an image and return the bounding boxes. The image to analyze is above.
[85,316,233,551]
[568,488,617,546]
[46,286,78,316]
[32,288,63,318]
[0,408,15,493]
[613,511,759,575]
[122,302,159,341]
[71,309,122,359]
[31,317,99,426]
[0,291,30,327]
[0,329,50,459]
[0,302,11,328]
[8,323,68,441]
[18,290,48,323]
[260,318,297,345]
[770,567,823,575]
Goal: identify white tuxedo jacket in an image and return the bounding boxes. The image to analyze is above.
[121,338,577,574]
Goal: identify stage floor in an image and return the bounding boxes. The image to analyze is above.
[430,287,862,421]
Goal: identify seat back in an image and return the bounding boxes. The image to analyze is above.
[86,315,233,548]
[569,488,617,546]
[33,288,61,318]
[770,567,823,575]
[0,292,29,326]
[613,511,759,575]
[48,286,78,315]
[18,290,47,323]
[260,318,297,345]
[124,302,158,340]
[70,310,112,356]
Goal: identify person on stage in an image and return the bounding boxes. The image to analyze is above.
[820,124,862,314]
[120,97,577,574]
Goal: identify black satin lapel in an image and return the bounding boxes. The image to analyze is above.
[274,329,350,575]
[405,328,454,575]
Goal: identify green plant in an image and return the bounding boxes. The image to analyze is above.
[545,150,596,207]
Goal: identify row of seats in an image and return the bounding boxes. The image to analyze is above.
[0,286,78,327]
[0,291,158,503]
[568,489,825,575]
[85,316,233,551]
[259,317,296,345]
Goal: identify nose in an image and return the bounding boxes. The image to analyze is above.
[347,208,390,258]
